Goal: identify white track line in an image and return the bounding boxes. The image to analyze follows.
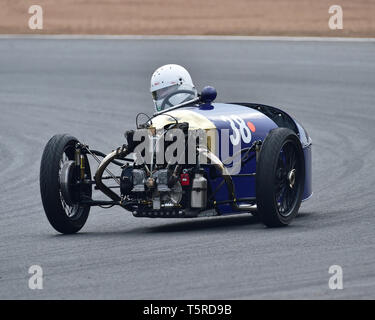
[0,34,374,42]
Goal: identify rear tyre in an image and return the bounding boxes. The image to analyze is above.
[256,128,305,227]
[40,134,92,234]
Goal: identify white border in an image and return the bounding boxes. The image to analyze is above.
[0,34,374,42]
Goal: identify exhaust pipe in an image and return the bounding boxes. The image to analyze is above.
[197,146,256,212]
[94,146,129,202]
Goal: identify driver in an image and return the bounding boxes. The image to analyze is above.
[150,64,198,112]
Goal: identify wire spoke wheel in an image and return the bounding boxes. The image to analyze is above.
[58,147,86,220]
[275,141,300,217]
[40,134,92,234]
[256,128,305,227]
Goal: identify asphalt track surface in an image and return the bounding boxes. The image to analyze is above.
[0,38,374,299]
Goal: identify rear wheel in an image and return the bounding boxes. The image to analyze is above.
[40,134,92,234]
[256,128,305,227]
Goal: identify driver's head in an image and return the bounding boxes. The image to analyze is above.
[150,64,197,112]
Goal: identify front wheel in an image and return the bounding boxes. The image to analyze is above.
[256,128,305,227]
[40,134,92,234]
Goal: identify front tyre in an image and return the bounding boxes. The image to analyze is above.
[40,134,91,234]
[256,128,305,227]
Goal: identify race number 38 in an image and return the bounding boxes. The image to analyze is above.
[221,115,252,145]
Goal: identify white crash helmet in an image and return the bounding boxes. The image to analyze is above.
[150,64,198,112]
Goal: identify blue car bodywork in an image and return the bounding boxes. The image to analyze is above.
[153,101,312,215]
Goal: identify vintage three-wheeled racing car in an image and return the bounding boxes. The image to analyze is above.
[40,86,312,234]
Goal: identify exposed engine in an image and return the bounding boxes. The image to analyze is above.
[120,165,208,217]
[120,122,208,217]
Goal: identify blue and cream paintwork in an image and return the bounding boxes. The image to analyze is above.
[152,102,312,215]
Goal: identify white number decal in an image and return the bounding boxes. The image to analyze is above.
[221,115,240,145]
[221,115,252,145]
[232,115,252,143]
